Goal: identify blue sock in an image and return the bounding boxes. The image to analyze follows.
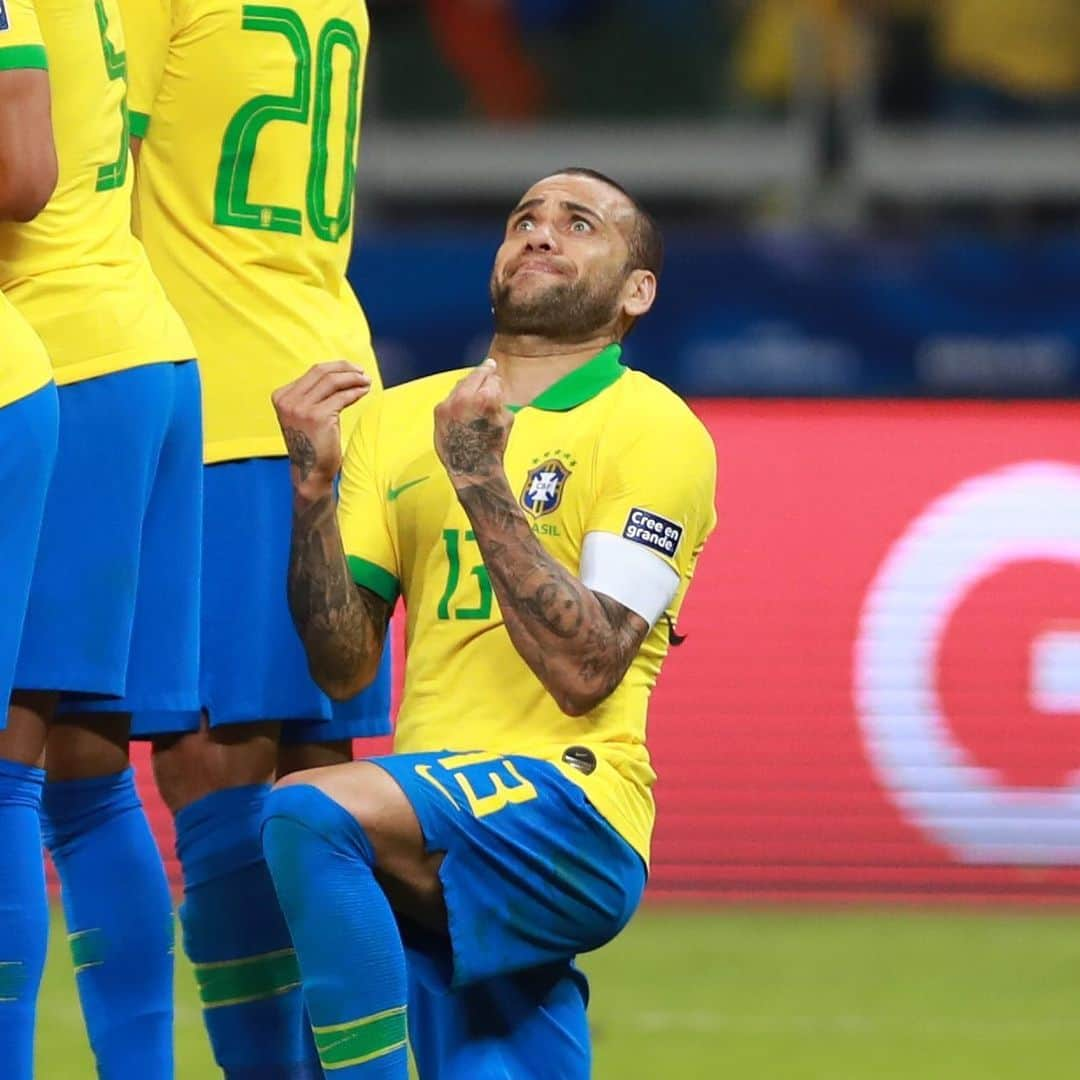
[262,785,408,1078]
[0,760,48,1080]
[175,784,321,1080]
[43,767,174,1080]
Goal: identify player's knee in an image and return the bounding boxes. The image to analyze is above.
[269,767,315,792]
[271,763,404,847]
[151,724,278,815]
[261,780,378,875]
[277,738,352,779]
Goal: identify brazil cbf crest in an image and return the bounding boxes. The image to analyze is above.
[520,451,575,517]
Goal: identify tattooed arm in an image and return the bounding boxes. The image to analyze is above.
[287,483,390,700]
[435,360,649,716]
[273,362,389,699]
[458,474,647,716]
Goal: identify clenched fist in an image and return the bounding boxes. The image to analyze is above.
[272,361,371,497]
[434,358,515,484]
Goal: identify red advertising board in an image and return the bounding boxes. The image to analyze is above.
[130,401,1080,902]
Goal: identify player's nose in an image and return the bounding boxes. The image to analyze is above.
[524,223,557,252]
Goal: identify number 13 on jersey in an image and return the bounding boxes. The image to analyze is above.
[214,4,361,241]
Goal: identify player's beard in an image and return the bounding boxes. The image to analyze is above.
[490,267,623,342]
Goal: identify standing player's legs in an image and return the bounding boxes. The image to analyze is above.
[261,753,645,1079]
[0,382,58,1080]
[137,457,392,1080]
[16,362,200,1079]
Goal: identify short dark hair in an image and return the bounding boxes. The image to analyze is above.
[552,167,664,281]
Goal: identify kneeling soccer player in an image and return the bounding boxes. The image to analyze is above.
[265,168,718,1077]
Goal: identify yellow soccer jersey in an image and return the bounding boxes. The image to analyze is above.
[338,346,718,863]
[120,0,379,463]
[0,0,193,386]
[0,2,52,408]
[1,291,52,409]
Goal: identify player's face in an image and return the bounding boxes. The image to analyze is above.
[490,174,639,340]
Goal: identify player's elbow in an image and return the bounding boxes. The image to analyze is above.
[324,682,366,704]
[309,656,378,703]
[0,156,57,222]
[551,677,611,718]
[548,654,628,717]
[556,694,594,718]
[312,668,369,703]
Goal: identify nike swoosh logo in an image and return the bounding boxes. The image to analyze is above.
[387,476,429,502]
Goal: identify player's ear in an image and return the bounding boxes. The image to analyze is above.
[621,269,656,321]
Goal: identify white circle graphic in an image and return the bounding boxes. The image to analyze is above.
[854,461,1080,865]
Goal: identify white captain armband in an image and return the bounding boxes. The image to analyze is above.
[579,531,681,629]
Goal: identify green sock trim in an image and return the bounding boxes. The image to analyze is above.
[0,961,28,1002]
[314,1006,407,1070]
[193,947,302,1009]
[68,929,105,975]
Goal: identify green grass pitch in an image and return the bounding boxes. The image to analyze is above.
[37,905,1080,1078]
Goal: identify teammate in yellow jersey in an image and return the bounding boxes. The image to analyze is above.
[265,169,718,1078]
[0,0,202,1075]
[117,0,391,1073]
[0,5,58,1074]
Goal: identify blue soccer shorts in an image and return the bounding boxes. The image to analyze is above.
[370,750,647,1079]
[0,382,58,719]
[132,456,391,741]
[15,363,202,709]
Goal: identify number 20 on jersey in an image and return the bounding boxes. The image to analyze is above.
[214,5,362,242]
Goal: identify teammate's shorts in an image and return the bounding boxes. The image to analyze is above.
[131,456,391,741]
[0,383,58,721]
[15,363,202,708]
[371,750,645,1079]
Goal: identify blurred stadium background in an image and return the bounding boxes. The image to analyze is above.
[41,1,1080,1075]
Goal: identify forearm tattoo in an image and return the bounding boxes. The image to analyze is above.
[456,477,648,709]
[442,418,503,477]
[282,427,317,483]
[580,594,646,695]
[287,492,389,695]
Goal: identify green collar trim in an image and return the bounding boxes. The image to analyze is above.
[507,344,625,414]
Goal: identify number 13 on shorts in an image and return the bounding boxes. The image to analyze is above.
[416,753,539,819]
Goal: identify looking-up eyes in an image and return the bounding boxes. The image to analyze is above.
[511,213,595,235]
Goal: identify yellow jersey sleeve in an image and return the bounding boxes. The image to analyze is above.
[0,0,47,69]
[586,402,718,587]
[339,392,400,604]
[117,0,171,135]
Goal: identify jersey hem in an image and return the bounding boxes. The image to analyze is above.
[0,369,53,411]
[552,761,652,866]
[52,349,193,388]
[204,435,289,464]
